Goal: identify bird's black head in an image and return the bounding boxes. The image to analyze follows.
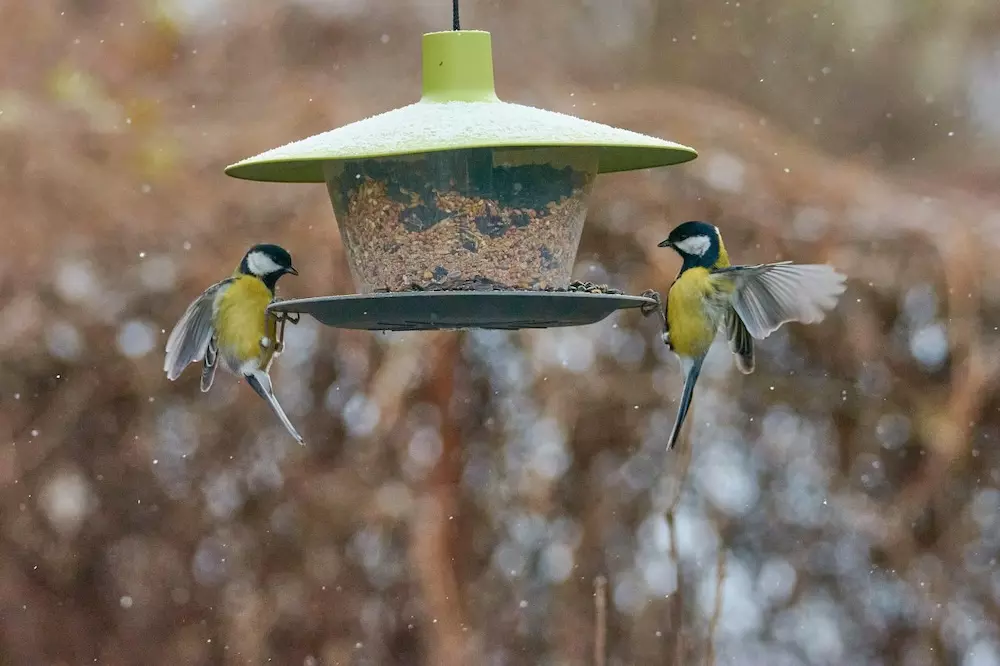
[657,221,723,269]
[239,243,298,291]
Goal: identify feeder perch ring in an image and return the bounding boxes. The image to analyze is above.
[267,290,657,332]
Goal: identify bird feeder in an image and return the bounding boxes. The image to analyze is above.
[225,29,697,331]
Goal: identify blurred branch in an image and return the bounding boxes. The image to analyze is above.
[667,420,695,665]
[666,510,685,666]
[882,339,1000,557]
[594,575,607,666]
[704,546,727,666]
[367,333,448,443]
[8,373,103,486]
[870,230,1000,568]
[408,333,468,666]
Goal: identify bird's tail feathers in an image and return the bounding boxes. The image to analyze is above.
[245,370,305,445]
[667,356,704,451]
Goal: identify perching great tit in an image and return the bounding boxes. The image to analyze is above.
[163,243,305,444]
[654,221,846,451]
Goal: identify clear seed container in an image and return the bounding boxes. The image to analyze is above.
[324,147,598,293]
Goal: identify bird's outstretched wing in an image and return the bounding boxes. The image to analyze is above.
[163,279,233,381]
[245,368,305,445]
[711,262,846,340]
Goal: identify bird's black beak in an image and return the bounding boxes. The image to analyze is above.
[285,266,299,276]
[657,239,673,248]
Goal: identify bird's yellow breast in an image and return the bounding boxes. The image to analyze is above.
[667,267,720,358]
[214,275,277,367]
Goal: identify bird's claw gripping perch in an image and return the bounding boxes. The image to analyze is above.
[639,289,666,322]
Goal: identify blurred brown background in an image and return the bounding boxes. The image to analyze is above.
[3,0,1000,664]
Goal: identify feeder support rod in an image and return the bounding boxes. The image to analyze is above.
[420,30,499,103]
[453,0,460,30]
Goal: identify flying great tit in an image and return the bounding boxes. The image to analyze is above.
[654,221,846,451]
[163,243,305,444]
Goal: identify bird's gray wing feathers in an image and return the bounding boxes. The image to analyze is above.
[200,337,219,392]
[712,262,846,340]
[725,308,755,374]
[163,279,232,381]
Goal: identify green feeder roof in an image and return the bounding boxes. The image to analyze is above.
[225,30,697,183]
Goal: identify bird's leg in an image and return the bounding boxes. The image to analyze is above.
[273,313,288,356]
[268,295,299,331]
[270,297,300,325]
[263,303,301,357]
[272,311,301,355]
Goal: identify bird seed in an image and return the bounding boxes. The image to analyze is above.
[325,151,595,293]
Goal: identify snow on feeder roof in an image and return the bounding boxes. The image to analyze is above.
[224,29,698,331]
[225,31,696,182]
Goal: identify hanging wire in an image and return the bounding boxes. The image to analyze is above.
[452,0,460,30]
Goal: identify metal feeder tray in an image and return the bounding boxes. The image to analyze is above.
[268,290,657,331]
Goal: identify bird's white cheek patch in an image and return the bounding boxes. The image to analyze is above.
[247,251,282,276]
[674,235,712,256]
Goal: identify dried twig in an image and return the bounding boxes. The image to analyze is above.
[704,546,728,666]
[666,510,685,665]
[594,575,608,666]
[665,413,695,663]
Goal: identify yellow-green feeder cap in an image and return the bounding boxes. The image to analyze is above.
[225,30,697,183]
